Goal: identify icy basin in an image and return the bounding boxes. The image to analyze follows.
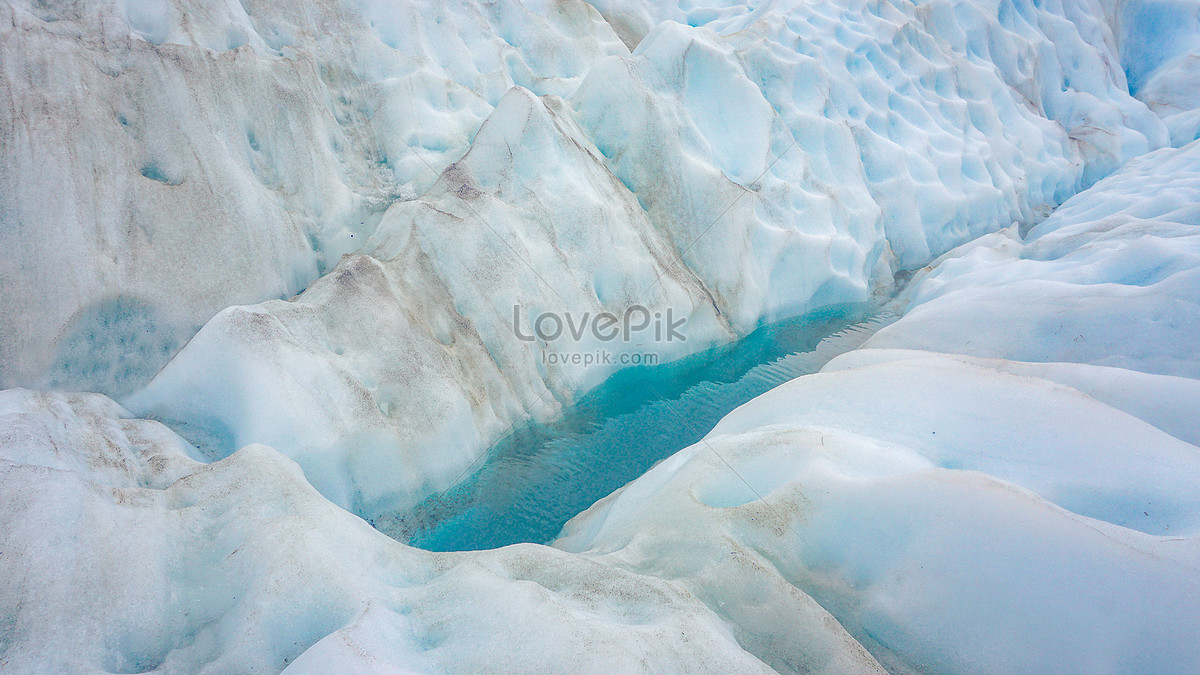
[378,303,895,551]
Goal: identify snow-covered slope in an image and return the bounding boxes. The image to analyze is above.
[557,139,1200,673]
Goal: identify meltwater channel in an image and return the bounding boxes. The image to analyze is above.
[376,303,897,551]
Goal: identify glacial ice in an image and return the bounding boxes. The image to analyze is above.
[386,306,890,551]
[1113,0,1200,144]
[1,0,1199,672]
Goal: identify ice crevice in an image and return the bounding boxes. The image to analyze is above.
[379,306,900,552]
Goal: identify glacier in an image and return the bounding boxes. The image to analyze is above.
[1,0,1199,671]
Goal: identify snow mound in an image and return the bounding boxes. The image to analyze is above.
[868,139,1200,377]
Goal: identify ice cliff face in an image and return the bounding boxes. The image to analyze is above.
[1111,0,1200,142]
[3,0,1175,518]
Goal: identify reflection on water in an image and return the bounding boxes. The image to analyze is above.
[378,303,895,551]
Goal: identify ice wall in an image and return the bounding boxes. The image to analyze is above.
[124,86,734,516]
[1111,0,1200,143]
[583,0,1169,266]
